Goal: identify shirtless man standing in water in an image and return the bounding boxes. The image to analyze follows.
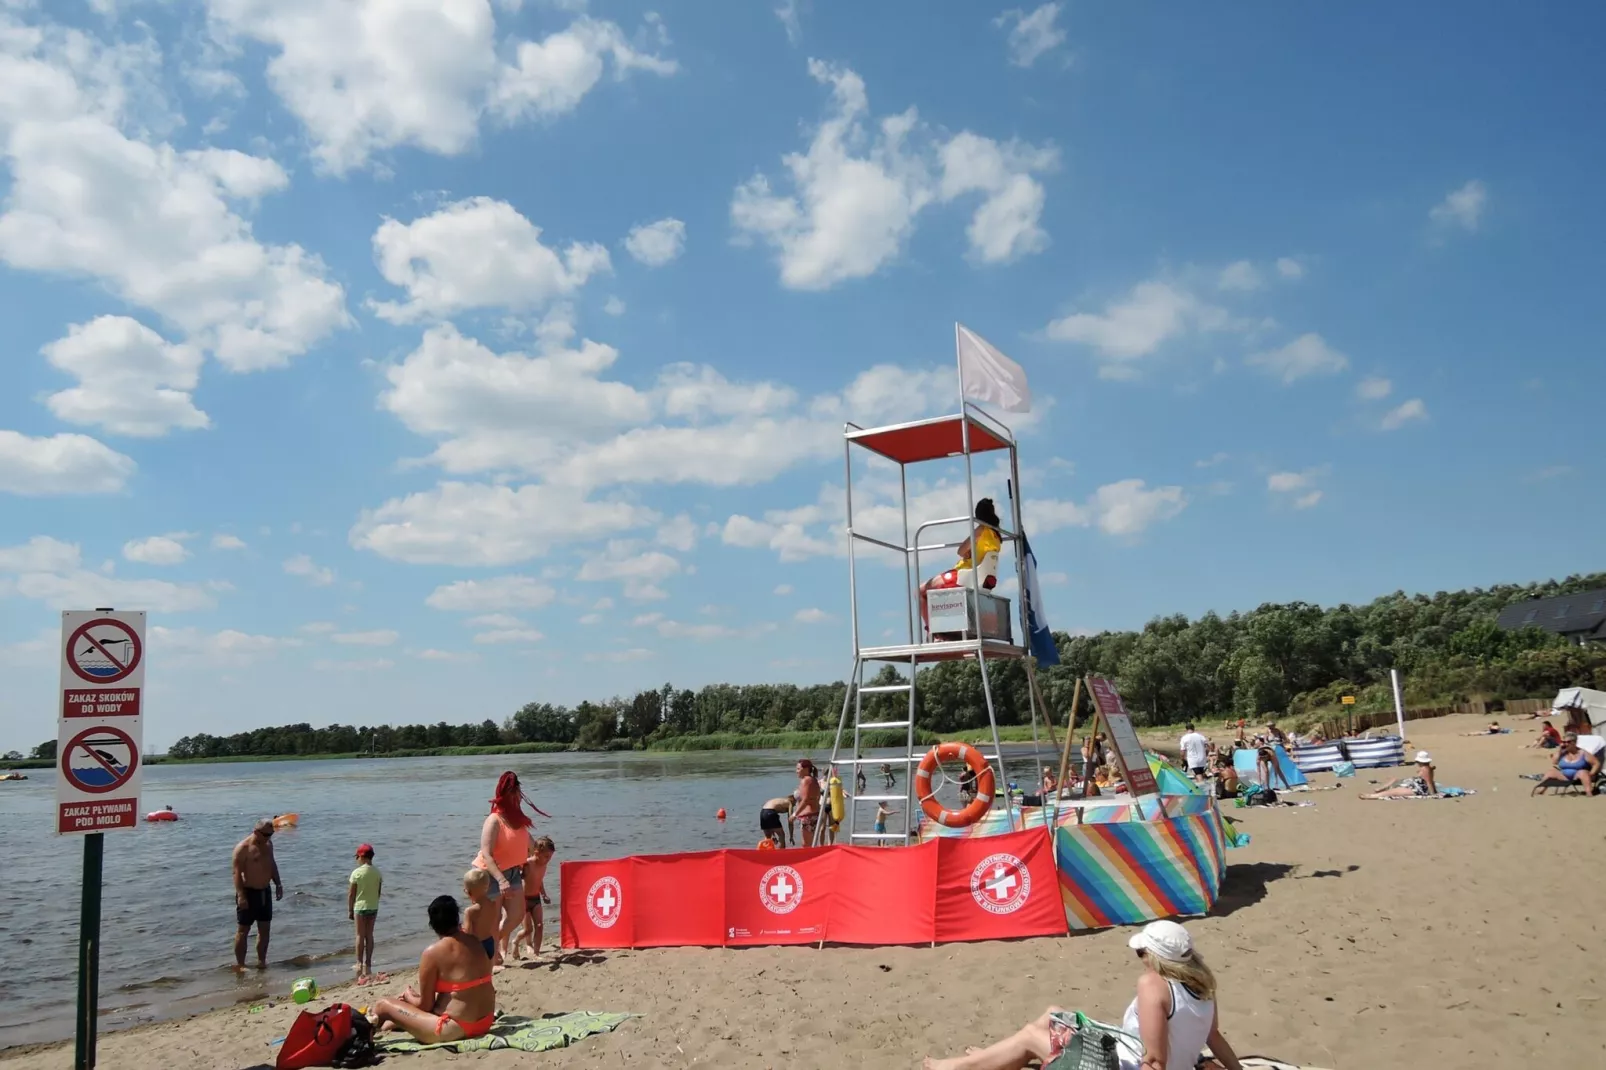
[232,820,284,969]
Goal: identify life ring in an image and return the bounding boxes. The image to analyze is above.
[914,742,995,827]
[145,810,178,822]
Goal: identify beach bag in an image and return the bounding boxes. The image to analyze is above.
[332,1012,380,1068]
[1332,761,1356,778]
[1044,1011,1139,1070]
[276,1003,356,1070]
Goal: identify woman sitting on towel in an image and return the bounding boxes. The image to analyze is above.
[922,921,1244,1070]
[1360,751,1440,799]
[371,895,496,1043]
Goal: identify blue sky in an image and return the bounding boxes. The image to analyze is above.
[2,0,1602,751]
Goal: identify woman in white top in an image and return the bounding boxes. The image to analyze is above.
[921,921,1243,1070]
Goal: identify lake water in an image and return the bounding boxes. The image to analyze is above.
[0,745,1058,1049]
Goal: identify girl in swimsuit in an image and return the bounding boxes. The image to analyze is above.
[372,895,496,1043]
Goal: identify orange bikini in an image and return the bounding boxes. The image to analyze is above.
[434,973,494,1038]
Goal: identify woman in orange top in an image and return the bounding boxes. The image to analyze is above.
[473,771,534,963]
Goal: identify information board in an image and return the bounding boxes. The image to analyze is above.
[1083,674,1159,797]
[56,611,145,835]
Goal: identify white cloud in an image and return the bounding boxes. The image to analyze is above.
[1194,452,1229,468]
[1429,180,1487,232]
[775,0,802,42]
[425,575,556,611]
[1216,260,1261,292]
[633,612,739,641]
[0,430,136,496]
[353,481,656,566]
[1275,257,1304,280]
[212,534,247,550]
[473,627,545,644]
[332,629,399,646]
[1268,468,1329,509]
[415,648,478,662]
[465,613,523,629]
[1040,570,1068,586]
[655,514,699,552]
[794,606,830,623]
[1380,398,1428,431]
[1084,480,1187,536]
[204,2,676,174]
[150,625,301,665]
[624,217,686,267]
[1245,333,1349,383]
[602,295,626,316]
[586,647,655,662]
[732,59,1054,288]
[300,621,338,634]
[370,198,610,323]
[994,4,1066,68]
[0,21,348,371]
[1356,376,1392,401]
[1045,280,1232,377]
[122,534,190,566]
[42,317,209,437]
[313,657,395,672]
[378,324,651,474]
[1267,470,1315,493]
[578,541,681,601]
[492,15,678,125]
[283,553,335,586]
[0,537,216,611]
[774,583,794,595]
[937,132,1058,263]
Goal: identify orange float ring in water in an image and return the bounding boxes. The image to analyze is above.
[272,813,299,829]
[914,742,995,827]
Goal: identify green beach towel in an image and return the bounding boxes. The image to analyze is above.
[378,1011,636,1055]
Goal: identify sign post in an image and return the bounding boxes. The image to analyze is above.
[57,608,145,1070]
[1341,694,1356,737]
[1082,675,1159,799]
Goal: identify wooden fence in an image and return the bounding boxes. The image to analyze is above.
[1316,700,1486,741]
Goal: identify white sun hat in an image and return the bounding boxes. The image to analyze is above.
[1127,920,1193,962]
[1415,750,1433,764]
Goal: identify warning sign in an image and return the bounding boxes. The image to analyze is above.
[56,725,142,834]
[1084,675,1159,798]
[57,610,145,836]
[59,611,145,719]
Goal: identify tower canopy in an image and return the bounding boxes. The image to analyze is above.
[846,413,1012,466]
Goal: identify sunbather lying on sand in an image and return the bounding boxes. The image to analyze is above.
[1360,752,1438,799]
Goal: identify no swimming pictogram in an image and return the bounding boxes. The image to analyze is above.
[60,725,140,795]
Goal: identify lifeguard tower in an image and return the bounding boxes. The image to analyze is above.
[826,398,1058,844]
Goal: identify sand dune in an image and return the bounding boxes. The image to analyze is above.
[3,713,1599,1068]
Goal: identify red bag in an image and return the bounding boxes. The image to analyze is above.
[276,1003,355,1070]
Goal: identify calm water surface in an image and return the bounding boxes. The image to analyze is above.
[0,746,1052,1048]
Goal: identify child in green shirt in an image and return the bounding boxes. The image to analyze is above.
[347,844,382,982]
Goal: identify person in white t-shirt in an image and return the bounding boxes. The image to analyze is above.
[1179,724,1209,779]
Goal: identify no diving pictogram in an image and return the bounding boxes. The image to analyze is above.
[60,726,139,794]
[67,618,143,684]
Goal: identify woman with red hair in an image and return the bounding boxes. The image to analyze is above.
[473,771,534,964]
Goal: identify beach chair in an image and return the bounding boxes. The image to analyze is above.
[1530,775,1584,796]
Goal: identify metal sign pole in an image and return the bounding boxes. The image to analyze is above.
[73,603,116,1070]
[75,831,103,1070]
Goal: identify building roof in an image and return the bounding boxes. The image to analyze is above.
[1495,588,1606,640]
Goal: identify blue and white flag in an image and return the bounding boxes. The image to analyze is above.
[1019,531,1060,666]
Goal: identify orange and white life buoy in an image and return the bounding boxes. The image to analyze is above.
[914,742,996,827]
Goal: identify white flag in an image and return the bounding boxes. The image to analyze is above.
[956,324,1031,413]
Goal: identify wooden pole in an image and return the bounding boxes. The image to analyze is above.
[1053,677,1083,809]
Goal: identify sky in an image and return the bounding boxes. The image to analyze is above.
[2,0,1602,752]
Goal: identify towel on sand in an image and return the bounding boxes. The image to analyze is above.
[378,1011,636,1054]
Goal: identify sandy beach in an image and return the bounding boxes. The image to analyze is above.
[5,712,1600,1069]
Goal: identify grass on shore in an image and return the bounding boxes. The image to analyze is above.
[645,729,938,752]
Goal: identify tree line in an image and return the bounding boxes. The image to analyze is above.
[138,570,1606,761]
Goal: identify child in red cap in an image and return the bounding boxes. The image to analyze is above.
[347,844,383,983]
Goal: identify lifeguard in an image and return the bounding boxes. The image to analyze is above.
[919,498,1002,639]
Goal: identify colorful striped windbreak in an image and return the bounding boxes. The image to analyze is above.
[1053,809,1227,930]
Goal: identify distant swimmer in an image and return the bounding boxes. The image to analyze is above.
[760,796,794,848]
[232,820,283,970]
